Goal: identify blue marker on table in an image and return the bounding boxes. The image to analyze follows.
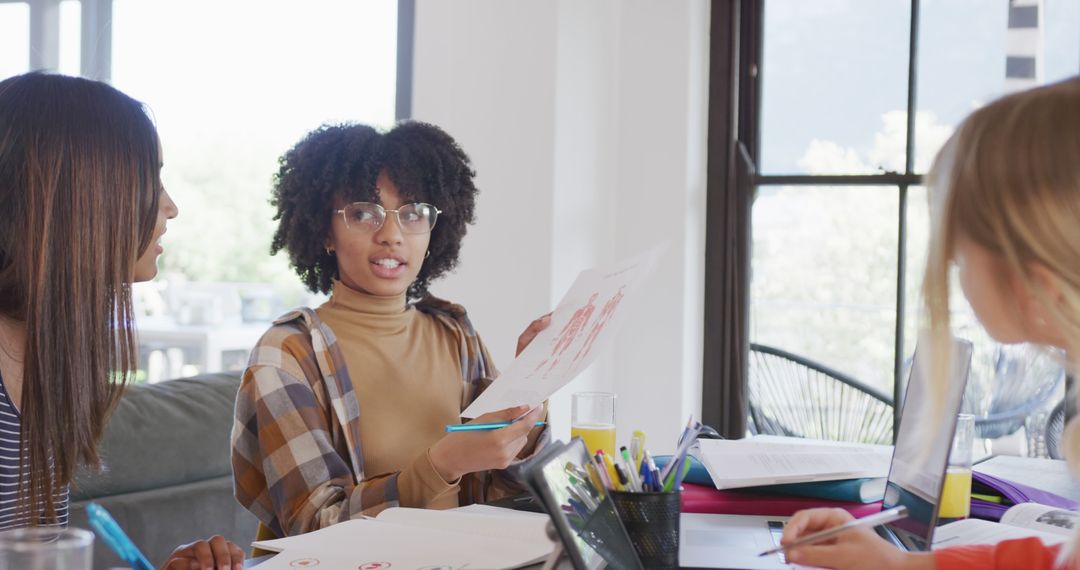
[86,502,155,570]
[445,421,546,432]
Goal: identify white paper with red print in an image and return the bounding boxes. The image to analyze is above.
[462,245,662,418]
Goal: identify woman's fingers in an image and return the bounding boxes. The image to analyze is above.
[781,508,852,544]
[469,405,531,424]
[516,314,552,356]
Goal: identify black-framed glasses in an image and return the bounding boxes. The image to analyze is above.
[334,202,442,234]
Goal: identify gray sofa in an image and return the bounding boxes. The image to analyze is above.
[68,372,258,569]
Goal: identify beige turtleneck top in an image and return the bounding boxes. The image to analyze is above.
[316,281,464,509]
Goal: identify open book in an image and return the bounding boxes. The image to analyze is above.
[252,506,554,570]
[933,503,1078,549]
[694,436,893,490]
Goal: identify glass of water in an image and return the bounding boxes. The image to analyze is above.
[0,527,93,569]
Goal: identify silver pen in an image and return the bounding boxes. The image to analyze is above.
[758,506,909,557]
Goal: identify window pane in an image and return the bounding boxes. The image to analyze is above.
[0,3,30,79]
[903,186,1065,458]
[902,186,928,367]
[59,0,80,76]
[760,2,911,175]
[750,186,900,393]
[113,0,398,381]
[915,0,1080,172]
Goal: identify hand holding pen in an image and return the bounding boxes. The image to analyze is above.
[446,421,546,432]
[89,503,245,570]
[430,405,545,481]
[770,506,909,566]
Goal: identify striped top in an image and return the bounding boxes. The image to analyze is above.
[0,371,69,529]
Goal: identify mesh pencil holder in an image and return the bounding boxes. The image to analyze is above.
[610,490,681,570]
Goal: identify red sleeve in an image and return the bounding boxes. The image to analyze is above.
[934,538,1065,570]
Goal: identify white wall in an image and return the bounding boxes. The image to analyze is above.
[415,0,709,453]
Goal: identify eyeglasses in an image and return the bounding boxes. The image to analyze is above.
[334,202,442,234]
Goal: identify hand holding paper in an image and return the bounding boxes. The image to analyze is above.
[462,247,662,418]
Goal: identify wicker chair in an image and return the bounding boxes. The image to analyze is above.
[1045,399,1066,460]
[963,344,1065,441]
[748,343,895,445]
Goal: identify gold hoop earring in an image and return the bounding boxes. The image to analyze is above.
[425,250,430,259]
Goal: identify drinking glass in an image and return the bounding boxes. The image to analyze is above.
[939,413,974,519]
[0,527,93,569]
[571,392,617,455]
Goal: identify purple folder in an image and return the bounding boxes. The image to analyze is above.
[970,470,1079,521]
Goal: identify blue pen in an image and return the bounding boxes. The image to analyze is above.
[639,460,654,491]
[86,502,155,570]
[445,421,546,432]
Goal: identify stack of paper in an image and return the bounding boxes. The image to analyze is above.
[694,435,893,490]
[252,507,554,570]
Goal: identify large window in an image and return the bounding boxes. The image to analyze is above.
[712,0,1079,455]
[0,2,29,77]
[3,0,404,382]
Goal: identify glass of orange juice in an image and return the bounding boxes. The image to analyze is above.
[571,392,616,455]
[939,413,974,519]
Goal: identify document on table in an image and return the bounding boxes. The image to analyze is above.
[252,507,554,570]
[694,436,893,490]
[932,517,1068,549]
[462,246,662,418]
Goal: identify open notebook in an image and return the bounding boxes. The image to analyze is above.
[251,507,555,570]
[694,435,893,490]
[933,502,1076,550]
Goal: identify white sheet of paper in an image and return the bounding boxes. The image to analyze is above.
[252,509,554,570]
[462,246,662,418]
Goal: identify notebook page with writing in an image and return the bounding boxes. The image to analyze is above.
[375,507,551,543]
[932,518,1067,549]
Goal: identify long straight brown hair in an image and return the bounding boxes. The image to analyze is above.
[0,72,160,524]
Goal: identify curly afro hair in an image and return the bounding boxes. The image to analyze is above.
[269,121,478,299]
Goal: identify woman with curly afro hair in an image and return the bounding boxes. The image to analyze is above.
[232,121,550,539]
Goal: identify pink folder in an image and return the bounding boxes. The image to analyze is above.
[680,483,883,518]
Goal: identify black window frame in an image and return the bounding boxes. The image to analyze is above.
[703,0,924,439]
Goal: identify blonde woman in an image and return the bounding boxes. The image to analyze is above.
[779,76,1080,569]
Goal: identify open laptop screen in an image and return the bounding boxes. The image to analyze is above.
[882,338,973,551]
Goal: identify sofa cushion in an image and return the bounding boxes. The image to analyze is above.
[71,372,241,500]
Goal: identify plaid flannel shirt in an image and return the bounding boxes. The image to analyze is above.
[231,296,549,538]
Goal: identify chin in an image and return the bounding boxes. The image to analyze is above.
[370,283,411,297]
[133,266,158,283]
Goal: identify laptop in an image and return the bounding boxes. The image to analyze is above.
[523,338,973,569]
[876,338,974,551]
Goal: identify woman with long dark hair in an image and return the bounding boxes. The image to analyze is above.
[0,72,243,569]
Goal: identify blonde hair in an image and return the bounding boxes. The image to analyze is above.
[923,76,1080,564]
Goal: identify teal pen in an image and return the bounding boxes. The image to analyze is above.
[445,421,546,432]
[86,502,155,570]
